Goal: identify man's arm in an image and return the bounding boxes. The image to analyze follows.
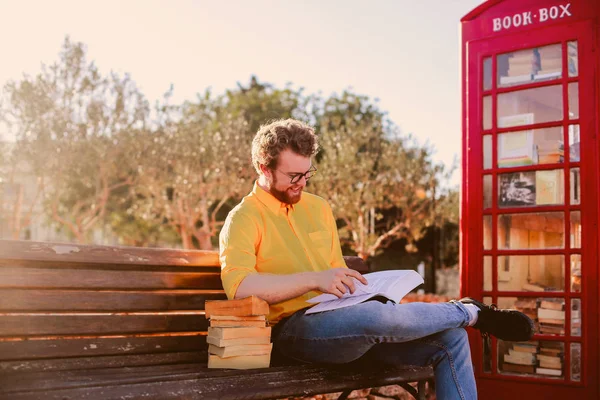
[234,267,367,304]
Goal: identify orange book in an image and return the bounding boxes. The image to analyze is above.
[208,354,271,369]
[208,326,271,340]
[208,343,272,358]
[205,296,270,318]
[210,319,267,328]
[210,315,266,321]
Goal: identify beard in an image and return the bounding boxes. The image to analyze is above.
[269,174,303,205]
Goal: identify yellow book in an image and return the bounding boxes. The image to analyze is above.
[210,315,266,321]
[208,343,273,358]
[205,296,270,318]
[206,335,271,348]
[210,319,267,328]
[208,326,271,340]
[535,170,564,205]
[208,354,271,369]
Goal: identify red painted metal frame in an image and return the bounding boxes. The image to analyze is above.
[461,1,599,398]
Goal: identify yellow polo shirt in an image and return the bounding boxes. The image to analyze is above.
[219,182,347,324]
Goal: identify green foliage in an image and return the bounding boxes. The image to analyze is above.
[1,37,460,263]
[1,37,148,242]
[218,76,307,134]
[310,92,450,260]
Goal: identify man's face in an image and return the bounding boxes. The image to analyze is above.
[267,149,312,205]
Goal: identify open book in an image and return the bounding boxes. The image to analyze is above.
[305,269,424,314]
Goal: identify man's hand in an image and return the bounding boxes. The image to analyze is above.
[313,268,368,298]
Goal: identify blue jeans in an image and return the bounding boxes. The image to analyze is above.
[272,299,477,400]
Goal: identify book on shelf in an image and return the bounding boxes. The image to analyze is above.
[500,74,533,85]
[539,299,564,310]
[502,363,536,374]
[504,352,536,366]
[305,269,423,315]
[537,308,565,321]
[536,141,564,164]
[498,130,537,168]
[514,298,537,309]
[535,169,564,205]
[539,347,562,356]
[205,296,270,318]
[539,324,565,335]
[535,367,563,377]
[514,298,537,320]
[207,354,271,369]
[537,354,562,365]
[533,70,562,81]
[512,342,539,354]
[540,341,563,350]
[498,113,535,129]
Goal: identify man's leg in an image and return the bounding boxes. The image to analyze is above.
[273,300,472,364]
[361,328,477,400]
[272,299,533,400]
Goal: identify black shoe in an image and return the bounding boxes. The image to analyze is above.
[459,297,535,342]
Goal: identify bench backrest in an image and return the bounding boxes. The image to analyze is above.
[0,240,366,374]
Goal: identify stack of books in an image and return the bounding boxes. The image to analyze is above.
[502,342,538,374]
[205,296,272,369]
[500,50,539,85]
[537,299,565,336]
[536,342,564,377]
[536,141,564,164]
[497,131,537,168]
[514,297,538,322]
[534,46,562,80]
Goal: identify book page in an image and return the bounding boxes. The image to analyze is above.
[305,270,423,315]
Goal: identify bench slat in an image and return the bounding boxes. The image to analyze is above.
[0,259,221,273]
[0,289,227,311]
[0,267,222,289]
[0,241,220,267]
[0,363,434,400]
[1,362,207,392]
[0,314,210,336]
[0,351,206,373]
[0,334,207,361]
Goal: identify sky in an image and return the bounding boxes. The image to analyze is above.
[0,0,483,185]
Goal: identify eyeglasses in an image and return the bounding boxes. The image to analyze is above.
[274,166,318,184]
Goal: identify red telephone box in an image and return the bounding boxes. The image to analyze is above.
[460,0,599,398]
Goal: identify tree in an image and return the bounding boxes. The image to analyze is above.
[0,37,149,243]
[218,75,308,134]
[130,95,254,249]
[0,141,45,240]
[311,91,447,261]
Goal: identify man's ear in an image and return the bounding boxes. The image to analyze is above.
[259,164,270,178]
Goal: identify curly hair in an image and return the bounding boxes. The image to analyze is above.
[251,119,319,174]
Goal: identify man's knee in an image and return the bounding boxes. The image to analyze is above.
[433,328,470,348]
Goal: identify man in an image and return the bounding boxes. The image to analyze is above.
[220,119,534,400]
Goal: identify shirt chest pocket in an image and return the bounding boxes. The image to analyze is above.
[308,230,332,262]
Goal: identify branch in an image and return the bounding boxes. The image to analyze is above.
[51,197,80,239]
[209,196,229,235]
[367,221,408,257]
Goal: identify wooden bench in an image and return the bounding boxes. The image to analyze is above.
[0,240,434,400]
